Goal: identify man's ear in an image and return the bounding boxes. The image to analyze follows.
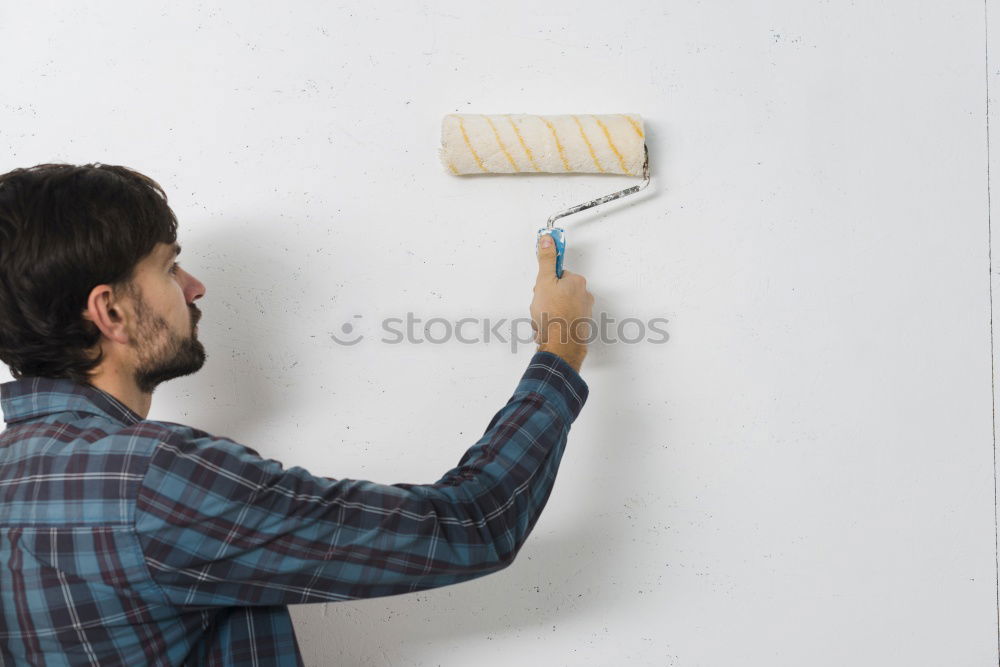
[83,284,131,345]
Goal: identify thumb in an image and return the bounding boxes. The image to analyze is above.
[536,232,557,278]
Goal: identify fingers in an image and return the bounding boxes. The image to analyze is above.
[536,233,558,280]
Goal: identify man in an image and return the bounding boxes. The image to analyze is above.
[0,163,593,665]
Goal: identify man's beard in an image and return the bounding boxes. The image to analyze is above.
[127,291,206,394]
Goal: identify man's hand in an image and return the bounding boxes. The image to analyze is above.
[530,234,595,373]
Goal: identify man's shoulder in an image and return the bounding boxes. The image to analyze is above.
[21,416,260,464]
[83,417,221,454]
[138,419,264,461]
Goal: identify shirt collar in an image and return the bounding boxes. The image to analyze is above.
[1,376,143,427]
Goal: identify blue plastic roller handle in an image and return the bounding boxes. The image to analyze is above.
[537,227,566,278]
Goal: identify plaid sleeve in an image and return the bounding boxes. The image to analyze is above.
[134,351,588,608]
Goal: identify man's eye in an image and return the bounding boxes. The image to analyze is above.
[169,263,180,274]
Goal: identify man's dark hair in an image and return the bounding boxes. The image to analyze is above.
[0,163,178,384]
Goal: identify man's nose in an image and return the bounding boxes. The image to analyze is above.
[183,269,206,302]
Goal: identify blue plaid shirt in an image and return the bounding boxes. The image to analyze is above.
[0,351,587,666]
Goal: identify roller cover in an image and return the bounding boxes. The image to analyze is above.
[440,113,645,176]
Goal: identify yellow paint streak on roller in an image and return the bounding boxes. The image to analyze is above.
[457,116,488,173]
[507,115,541,172]
[594,116,632,176]
[573,115,606,173]
[484,115,520,172]
[622,114,644,138]
[539,116,572,172]
[447,161,459,175]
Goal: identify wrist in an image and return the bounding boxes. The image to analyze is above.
[537,342,586,373]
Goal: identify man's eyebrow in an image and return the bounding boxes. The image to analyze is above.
[165,243,182,263]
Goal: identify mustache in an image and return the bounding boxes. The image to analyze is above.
[190,307,201,326]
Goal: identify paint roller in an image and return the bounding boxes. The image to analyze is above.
[440,113,650,277]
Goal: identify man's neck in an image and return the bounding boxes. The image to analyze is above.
[86,367,152,420]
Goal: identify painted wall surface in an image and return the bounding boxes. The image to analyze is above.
[2,1,998,664]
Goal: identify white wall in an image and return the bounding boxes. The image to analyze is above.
[2,1,998,664]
